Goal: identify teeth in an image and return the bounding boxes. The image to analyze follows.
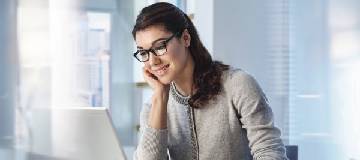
[156,65,168,76]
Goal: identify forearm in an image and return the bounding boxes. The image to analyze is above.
[134,97,169,160]
[134,126,168,160]
[148,90,168,129]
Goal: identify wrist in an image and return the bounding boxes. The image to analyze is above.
[153,87,169,100]
[152,92,168,105]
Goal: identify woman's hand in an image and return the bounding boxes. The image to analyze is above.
[142,66,169,129]
[142,66,169,93]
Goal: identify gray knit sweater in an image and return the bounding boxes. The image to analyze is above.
[134,68,288,160]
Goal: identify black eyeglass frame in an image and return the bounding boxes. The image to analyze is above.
[133,32,180,62]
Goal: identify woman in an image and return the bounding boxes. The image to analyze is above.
[132,2,288,160]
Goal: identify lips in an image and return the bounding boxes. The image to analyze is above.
[152,64,170,76]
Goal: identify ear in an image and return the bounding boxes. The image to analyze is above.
[182,29,191,47]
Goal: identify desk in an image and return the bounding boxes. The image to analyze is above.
[1,146,135,160]
[1,148,68,160]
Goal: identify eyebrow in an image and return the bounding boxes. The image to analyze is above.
[136,37,168,49]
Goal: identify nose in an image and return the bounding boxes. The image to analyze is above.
[148,51,161,66]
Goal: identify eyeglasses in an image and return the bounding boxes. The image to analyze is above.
[133,32,179,62]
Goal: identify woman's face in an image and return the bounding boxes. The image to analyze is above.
[135,25,192,84]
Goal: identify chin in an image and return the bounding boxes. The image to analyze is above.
[158,76,173,85]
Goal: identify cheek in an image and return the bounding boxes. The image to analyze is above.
[169,46,187,63]
[173,51,188,67]
[144,62,151,69]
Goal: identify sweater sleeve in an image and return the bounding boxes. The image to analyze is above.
[133,102,168,160]
[230,70,288,160]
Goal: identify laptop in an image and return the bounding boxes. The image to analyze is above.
[50,107,127,160]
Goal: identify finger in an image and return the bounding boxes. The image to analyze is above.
[142,67,153,79]
[142,67,158,84]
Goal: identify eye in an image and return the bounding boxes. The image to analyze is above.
[154,44,166,51]
[138,50,147,57]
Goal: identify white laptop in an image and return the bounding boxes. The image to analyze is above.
[50,107,127,160]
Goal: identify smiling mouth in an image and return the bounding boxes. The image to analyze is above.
[153,64,170,76]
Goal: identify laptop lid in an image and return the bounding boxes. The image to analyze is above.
[51,107,126,160]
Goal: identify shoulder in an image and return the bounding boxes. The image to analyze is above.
[222,67,265,99]
[222,67,257,88]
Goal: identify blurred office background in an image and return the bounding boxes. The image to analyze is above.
[0,0,359,159]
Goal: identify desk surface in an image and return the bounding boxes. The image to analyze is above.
[1,146,135,160]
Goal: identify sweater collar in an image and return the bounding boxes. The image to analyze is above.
[170,82,190,105]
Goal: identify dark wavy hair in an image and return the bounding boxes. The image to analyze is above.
[132,2,229,108]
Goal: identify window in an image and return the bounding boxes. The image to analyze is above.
[289,1,360,159]
[49,10,112,108]
[16,2,113,155]
[75,12,111,107]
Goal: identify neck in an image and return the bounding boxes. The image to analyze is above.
[173,51,195,96]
